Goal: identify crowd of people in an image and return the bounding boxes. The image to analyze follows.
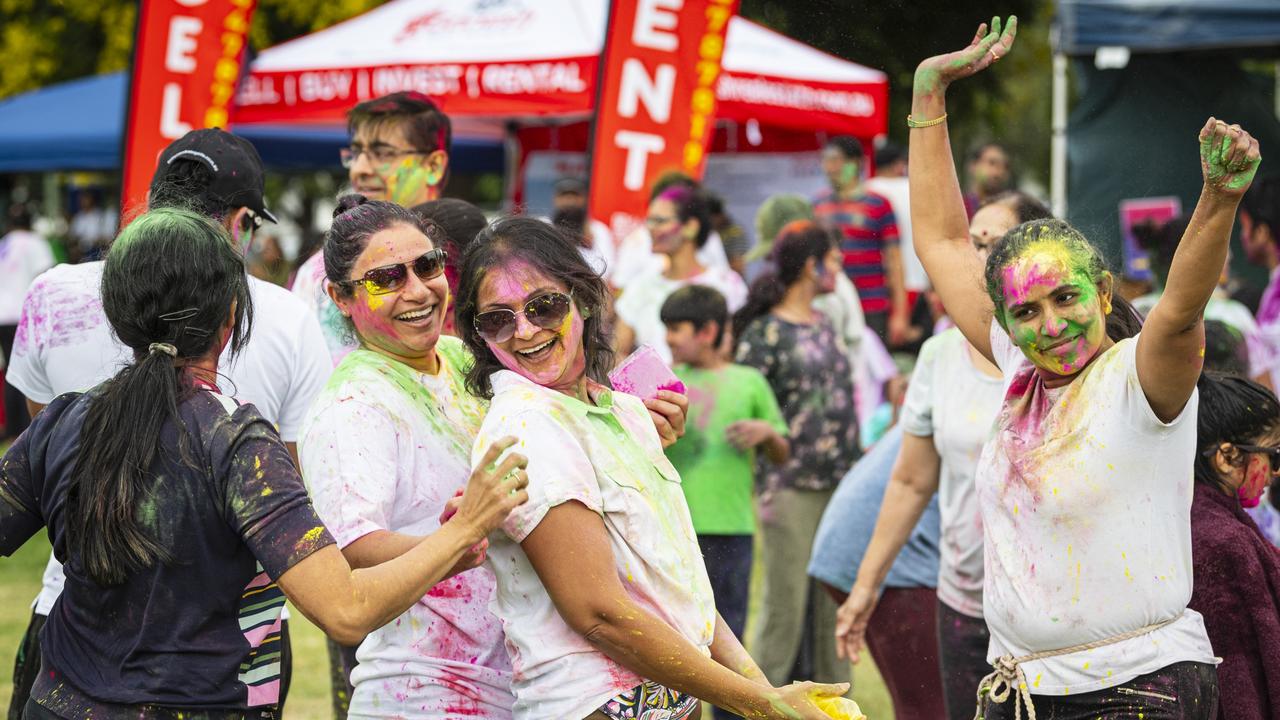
[0,14,1277,720]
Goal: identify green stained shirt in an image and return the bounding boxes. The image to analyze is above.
[664,363,788,535]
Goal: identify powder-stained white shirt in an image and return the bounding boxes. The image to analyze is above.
[300,338,514,719]
[475,370,715,720]
[901,328,1003,618]
[979,324,1216,695]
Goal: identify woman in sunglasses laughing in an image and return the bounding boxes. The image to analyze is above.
[300,197,689,720]
[455,217,845,720]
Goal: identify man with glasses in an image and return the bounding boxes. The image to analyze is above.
[292,92,453,366]
[4,128,330,720]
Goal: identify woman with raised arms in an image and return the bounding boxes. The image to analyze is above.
[456,217,847,720]
[837,15,1260,720]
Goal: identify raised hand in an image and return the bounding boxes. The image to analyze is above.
[914,15,1018,97]
[1200,117,1261,196]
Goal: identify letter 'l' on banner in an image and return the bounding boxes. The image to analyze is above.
[121,0,259,219]
[587,0,740,242]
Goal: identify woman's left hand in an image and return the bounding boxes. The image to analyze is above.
[913,16,1017,96]
[645,389,688,448]
[1200,117,1261,197]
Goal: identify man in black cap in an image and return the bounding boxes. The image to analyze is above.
[5,128,330,719]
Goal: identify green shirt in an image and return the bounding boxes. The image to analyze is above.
[664,363,787,535]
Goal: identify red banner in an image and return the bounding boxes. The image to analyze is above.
[588,0,739,240]
[121,0,258,217]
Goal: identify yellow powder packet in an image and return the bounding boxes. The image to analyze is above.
[810,693,867,720]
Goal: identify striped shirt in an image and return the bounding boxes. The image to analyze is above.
[814,190,899,315]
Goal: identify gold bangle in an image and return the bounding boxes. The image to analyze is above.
[906,112,947,128]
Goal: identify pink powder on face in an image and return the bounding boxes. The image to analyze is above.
[1001,255,1067,307]
[478,260,587,390]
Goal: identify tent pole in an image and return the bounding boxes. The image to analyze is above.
[1051,52,1068,218]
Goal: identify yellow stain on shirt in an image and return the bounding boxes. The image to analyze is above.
[261,487,273,497]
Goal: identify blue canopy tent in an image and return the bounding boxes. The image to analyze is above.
[0,72,504,173]
[1049,1,1280,275]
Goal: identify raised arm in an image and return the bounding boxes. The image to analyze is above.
[522,501,845,720]
[834,433,941,662]
[908,17,1017,362]
[278,440,528,646]
[1138,119,1261,422]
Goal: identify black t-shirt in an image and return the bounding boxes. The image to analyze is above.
[0,388,335,718]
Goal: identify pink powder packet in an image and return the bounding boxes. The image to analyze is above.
[608,345,686,401]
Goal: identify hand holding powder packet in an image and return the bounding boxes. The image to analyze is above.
[608,345,686,401]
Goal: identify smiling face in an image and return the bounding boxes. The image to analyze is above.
[999,240,1111,378]
[329,223,448,371]
[348,121,445,206]
[475,260,587,393]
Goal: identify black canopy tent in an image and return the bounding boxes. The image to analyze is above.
[1052,0,1280,280]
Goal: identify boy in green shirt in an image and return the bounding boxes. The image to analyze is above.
[661,285,789,644]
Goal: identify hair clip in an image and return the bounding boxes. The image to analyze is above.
[159,308,200,322]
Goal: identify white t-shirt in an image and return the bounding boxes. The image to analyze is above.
[611,225,731,290]
[615,265,748,364]
[475,371,715,720]
[0,230,55,325]
[900,329,1003,618]
[864,176,928,292]
[7,261,331,615]
[979,324,1216,695]
[300,338,514,719]
[291,251,360,366]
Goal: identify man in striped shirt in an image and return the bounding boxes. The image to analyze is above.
[814,136,910,347]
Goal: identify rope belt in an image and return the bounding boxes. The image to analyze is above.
[972,616,1178,720]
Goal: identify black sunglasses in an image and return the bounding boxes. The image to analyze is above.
[1235,444,1280,473]
[473,291,574,344]
[335,248,447,295]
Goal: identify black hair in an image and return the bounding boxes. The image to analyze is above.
[647,171,697,202]
[1203,319,1250,377]
[348,92,453,185]
[661,285,729,347]
[733,221,835,339]
[412,197,489,271]
[968,140,1010,165]
[825,135,863,161]
[456,217,614,399]
[1194,372,1280,495]
[874,141,905,169]
[1130,215,1191,288]
[982,191,1052,225]
[148,159,237,221]
[67,207,252,585]
[551,205,591,248]
[654,185,712,249]
[985,218,1143,342]
[1241,176,1280,248]
[324,194,448,298]
[6,203,32,231]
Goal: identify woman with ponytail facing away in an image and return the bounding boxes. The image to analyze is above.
[0,207,528,720]
[734,220,860,690]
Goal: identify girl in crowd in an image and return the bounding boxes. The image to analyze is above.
[302,198,690,719]
[0,207,528,720]
[456,217,845,720]
[733,221,860,690]
[1188,373,1280,719]
[834,191,1050,720]
[848,15,1258,718]
[615,186,748,362]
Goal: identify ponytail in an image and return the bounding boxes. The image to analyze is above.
[67,208,251,585]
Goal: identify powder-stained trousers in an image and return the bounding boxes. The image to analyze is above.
[747,486,849,687]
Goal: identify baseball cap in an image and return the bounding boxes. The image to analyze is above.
[150,128,278,223]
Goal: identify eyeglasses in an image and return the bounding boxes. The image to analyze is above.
[1235,444,1280,473]
[339,144,428,169]
[473,291,574,344]
[644,214,677,229]
[335,248,447,295]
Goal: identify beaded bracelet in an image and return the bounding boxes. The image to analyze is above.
[906,112,948,129]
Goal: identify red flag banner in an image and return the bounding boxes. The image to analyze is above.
[588,0,740,241]
[121,0,258,217]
